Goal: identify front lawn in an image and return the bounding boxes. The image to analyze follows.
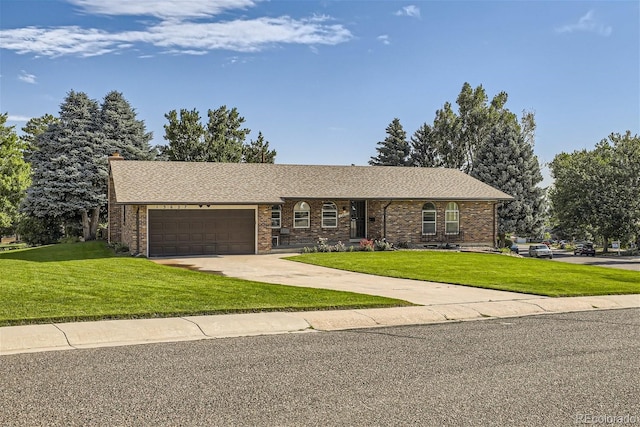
[287,251,640,297]
[0,242,411,326]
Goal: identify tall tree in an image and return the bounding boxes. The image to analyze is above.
[204,105,250,162]
[243,131,277,163]
[0,114,31,233]
[471,121,546,246]
[22,91,108,240]
[409,123,440,167]
[369,118,410,166]
[161,109,206,161]
[549,131,640,248]
[428,83,519,173]
[21,114,59,162]
[100,91,155,160]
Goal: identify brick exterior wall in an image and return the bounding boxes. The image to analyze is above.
[119,205,148,256]
[107,172,122,244]
[272,199,352,246]
[256,205,272,254]
[272,199,497,248]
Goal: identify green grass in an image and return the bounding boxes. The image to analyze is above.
[0,242,411,326]
[287,251,640,297]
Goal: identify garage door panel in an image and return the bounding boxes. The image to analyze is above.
[149,209,255,257]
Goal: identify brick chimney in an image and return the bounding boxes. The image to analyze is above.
[108,151,124,162]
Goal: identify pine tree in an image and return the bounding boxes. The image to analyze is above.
[409,123,440,167]
[100,91,155,160]
[369,118,410,166]
[21,114,59,162]
[161,109,206,161]
[205,105,250,162]
[22,91,108,240]
[243,131,276,163]
[471,122,546,246]
[0,114,31,233]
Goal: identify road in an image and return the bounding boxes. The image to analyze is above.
[1,309,638,426]
[516,244,639,271]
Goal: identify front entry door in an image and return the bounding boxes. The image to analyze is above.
[350,200,366,239]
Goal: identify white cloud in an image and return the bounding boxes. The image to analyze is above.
[377,35,390,45]
[6,115,31,122]
[68,0,259,19]
[556,10,612,37]
[18,70,37,84]
[0,5,353,57]
[395,5,420,19]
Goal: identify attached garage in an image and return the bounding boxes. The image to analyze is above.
[148,209,255,257]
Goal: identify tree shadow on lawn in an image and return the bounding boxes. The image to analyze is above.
[0,241,114,262]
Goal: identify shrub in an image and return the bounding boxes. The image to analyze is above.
[317,237,332,252]
[108,242,130,253]
[374,239,392,251]
[16,215,63,245]
[503,238,513,248]
[334,241,347,252]
[360,238,374,251]
[395,241,410,249]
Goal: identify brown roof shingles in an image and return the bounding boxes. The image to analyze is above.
[110,161,513,205]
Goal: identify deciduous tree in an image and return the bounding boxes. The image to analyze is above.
[0,114,31,233]
[549,131,640,248]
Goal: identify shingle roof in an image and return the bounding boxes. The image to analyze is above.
[109,161,513,204]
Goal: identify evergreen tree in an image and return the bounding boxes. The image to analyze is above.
[243,131,276,163]
[100,91,155,160]
[21,114,59,162]
[409,123,440,167]
[161,105,252,162]
[471,122,546,246]
[369,118,410,166]
[205,105,250,163]
[0,114,31,233]
[161,109,206,161]
[22,91,108,240]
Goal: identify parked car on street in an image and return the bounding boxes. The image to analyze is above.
[529,244,553,259]
[574,242,596,256]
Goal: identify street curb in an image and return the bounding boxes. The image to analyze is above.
[1,296,638,355]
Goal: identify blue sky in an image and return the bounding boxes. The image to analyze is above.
[1,0,638,185]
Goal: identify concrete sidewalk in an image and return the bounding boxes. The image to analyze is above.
[2,253,639,355]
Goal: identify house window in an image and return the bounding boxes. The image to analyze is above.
[445,202,459,235]
[293,201,310,228]
[271,205,281,228]
[422,202,436,235]
[322,202,338,228]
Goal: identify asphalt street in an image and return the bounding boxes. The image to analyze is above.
[1,309,638,427]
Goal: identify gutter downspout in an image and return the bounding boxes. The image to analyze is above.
[383,201,392,240]
[136,206,140,255]
[493,202,497,248]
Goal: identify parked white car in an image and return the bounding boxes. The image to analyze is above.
[529,244,553,259]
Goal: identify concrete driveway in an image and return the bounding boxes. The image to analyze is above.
[153,253,543,306]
